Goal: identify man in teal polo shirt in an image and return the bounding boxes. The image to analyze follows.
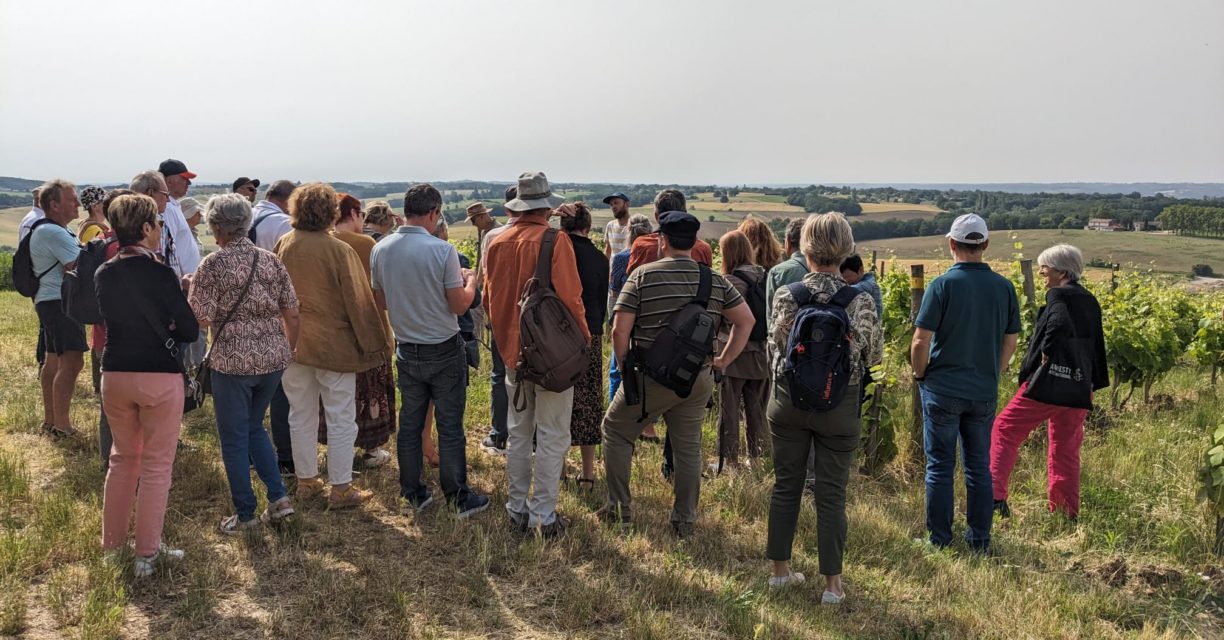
[911,213,1020,553]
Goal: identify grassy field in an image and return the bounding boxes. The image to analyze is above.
[860,229,1224,276]
[2,286,1224,638]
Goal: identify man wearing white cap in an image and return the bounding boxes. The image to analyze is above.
[910,213,1020,554]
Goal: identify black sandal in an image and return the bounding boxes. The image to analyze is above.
[47,424,79,439]
[576,478,595,491]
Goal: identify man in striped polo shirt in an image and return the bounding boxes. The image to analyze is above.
[598,212,756,538]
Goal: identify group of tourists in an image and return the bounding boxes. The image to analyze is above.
[17,165,1109,601]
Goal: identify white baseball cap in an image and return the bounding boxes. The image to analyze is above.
[946,213,989,244]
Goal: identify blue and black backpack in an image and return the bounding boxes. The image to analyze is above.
[781,282,860,412]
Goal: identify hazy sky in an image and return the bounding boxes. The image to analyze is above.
[1,0,1221,185]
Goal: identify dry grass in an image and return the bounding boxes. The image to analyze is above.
[1,290,1223,638]
[859,203,943,215]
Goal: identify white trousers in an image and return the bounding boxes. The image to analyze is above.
[282,363,357,485]
[504,368,573,527]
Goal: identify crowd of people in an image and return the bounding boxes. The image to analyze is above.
[16,165,1109,599]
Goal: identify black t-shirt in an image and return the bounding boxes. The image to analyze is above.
[96,253,200,373]
[568,233,610,336]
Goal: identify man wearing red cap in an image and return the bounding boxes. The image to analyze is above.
[157,159,201,279]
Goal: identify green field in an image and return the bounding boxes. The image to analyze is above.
[2,274,1224,637]
[861,229,1224,276]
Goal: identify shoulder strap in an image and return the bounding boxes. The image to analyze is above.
[28,219,69,279]
[534,228,558,290]
[786,280,813,306]
[251,211,274,232]
[694,265,712,307]
[122,260,190,375]
[211,250,260,344]
[829,285,859,309]
[732,268,761,287]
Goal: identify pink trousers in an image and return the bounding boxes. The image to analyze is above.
[990,383,1088,516]
[101,371,183,557]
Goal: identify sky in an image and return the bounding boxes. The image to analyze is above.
[1,0,1222,185]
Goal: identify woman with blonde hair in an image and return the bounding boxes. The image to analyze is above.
[363,200,397,240]
[712,230,769,473]
[275,183,388,509]
[95,194,199,576]
[764,213,882,601]
[739,216,783,270]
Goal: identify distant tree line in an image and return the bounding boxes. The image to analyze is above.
[1157,204,1224,238]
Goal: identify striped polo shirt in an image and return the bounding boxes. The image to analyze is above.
[614,256,743,351]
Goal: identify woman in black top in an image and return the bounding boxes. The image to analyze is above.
[990,244,1107,520]
[95,194,199,578]
[562,202,609,488]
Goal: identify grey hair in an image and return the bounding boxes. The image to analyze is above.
[37,179,76,211]
[432,219,448,239]
[266,179,296,201]
[206,193,254,239]
[627,213,653,243]
[1037,244,1083,282]
[129,170,165,195]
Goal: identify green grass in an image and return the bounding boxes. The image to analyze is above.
[1,290,1223,638]
[861,229,1224,275]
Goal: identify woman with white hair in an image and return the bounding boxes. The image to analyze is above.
[189,194,301,534]
[990,243,1108,521]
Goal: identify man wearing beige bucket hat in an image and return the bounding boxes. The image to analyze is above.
[484,171,590,539]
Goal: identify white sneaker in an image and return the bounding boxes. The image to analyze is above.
[768,571,805,589]
[822,590,844,604]
[133,544,184,578]
[362,448,391,468]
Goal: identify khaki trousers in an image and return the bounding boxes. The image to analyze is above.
[602,368,714,525]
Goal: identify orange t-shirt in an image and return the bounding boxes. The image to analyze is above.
[483,216,590,364]
[626,233,713,274]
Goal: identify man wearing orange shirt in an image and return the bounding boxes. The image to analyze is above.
[484,171,590,539]
[625,189,713,274]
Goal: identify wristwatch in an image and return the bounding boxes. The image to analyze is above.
[912,372,925,382]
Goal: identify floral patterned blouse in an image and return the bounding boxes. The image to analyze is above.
[769,270,883,382]
[189,237,298,376]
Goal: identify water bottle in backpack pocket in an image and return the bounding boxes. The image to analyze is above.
[781,282,860,412]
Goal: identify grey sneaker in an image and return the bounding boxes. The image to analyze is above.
[219,515,260,536]
[539,515,569,540]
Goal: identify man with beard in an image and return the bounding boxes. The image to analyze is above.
[602,192,632,260]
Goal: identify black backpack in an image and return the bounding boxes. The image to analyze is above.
[639,265,717,398]
[14,219,61,298]
[781,282,859,412]
[733,268,768,342]
[61,233,118,324]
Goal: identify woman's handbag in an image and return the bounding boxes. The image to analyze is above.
[130,251,260,413]
[192,251,260,400]
[1022,309,1095,409]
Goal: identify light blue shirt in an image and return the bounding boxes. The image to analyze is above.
[370,225,463,345]
[30,221,81,304]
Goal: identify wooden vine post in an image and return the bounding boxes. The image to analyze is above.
[1019,259,1037,322]
[909,264,925,463]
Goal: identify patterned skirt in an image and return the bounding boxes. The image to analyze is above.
[570,343,604,446]
[319,357,397,450]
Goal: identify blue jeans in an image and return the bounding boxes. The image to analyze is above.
[488,336,508,442]
[397,335,473,503]
[608,353,622,403]
[920,385,996,551]
[212,370,288,521]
